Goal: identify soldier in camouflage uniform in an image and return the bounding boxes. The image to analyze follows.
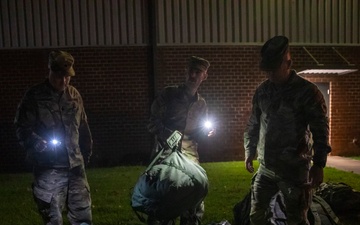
[147,56,215,225]
[14,50,93,225]
[244,36,331,225]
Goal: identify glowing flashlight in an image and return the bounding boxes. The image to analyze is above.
[50,139,61,147]
[204,120,213,129]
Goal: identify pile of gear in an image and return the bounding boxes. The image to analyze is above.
[233,182,360,225]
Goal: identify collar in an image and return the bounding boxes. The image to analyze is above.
[180,83,200,101]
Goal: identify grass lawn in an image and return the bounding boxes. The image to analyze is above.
[350,156,360,160]
[1,161,360,225]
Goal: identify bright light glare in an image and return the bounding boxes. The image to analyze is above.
[204,121,213,129]
[51,139,60,145]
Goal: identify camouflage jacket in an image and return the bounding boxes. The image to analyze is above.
[14,80,92,168]
[148,84,208,163]
[244,70,331,181]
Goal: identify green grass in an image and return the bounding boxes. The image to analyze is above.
[349,156,360,160]
[1,161,360,225]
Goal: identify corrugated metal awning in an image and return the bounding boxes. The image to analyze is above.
[298,47,358,75]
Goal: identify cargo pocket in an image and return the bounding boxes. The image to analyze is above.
[69,183,91,207]
[33,185,53,203]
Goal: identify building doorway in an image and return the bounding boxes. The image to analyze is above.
[314,82,330,117]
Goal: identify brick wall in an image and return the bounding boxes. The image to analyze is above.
[0,47,152,172]
[1,45,359,171]
[291,46,360,156]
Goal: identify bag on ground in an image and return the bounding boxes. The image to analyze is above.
[308,194,339,225]
[131,148,209,222]
[233,191,251,225]
[314,182,360,215]
[233,187,340,225]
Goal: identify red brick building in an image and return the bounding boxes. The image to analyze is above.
[1,0,359,171]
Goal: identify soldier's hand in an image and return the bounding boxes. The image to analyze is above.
[309,164,324,188]
[207,128,216,137]
[85,156,91,167]
[34,139,48,152]
[245,156,255,173]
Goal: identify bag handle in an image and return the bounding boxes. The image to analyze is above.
[145,130,183,173]
[312,195,340,225]
[145,148,165,173]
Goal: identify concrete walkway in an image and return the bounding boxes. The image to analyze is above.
[326,156,360,175]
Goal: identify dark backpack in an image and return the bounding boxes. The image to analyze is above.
[233,190,340,225]
[233,191,251,225]
[308,195,339,225]
[315,182,360,216]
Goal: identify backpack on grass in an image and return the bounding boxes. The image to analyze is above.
[233,191,251,225]
[308,195,339,225]
[314,182,360,216]
[131,147,208,222]
[233,189,340,225]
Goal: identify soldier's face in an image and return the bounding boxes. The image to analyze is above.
[49,71,71,92]
[186,68,208,89]
[266,52,292,85]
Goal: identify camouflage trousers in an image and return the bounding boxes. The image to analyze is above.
[32,165,92,225]
[250,166,312,225]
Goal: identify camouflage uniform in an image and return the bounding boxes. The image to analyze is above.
[15,80,93,225]
[244,70,331,225]
[147,84,208,225]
